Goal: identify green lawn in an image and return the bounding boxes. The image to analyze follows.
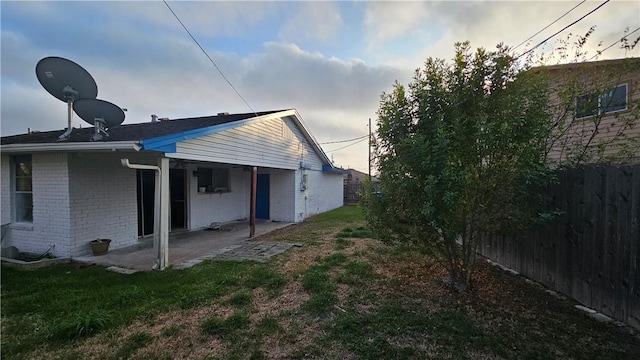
[2,205,639,359]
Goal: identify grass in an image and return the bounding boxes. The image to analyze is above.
[0,260,284,359]
[114,332,153,359]
[2,205,639,359]
[202,311,251,337]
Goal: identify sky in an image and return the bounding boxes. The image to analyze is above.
[1,0,639,173]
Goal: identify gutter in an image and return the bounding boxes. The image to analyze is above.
[0,141,142,153]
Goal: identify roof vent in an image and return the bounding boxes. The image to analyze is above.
[217,112,230,116]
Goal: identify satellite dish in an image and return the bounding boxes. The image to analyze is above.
[73,98,125,141]
[36,57,98,101]
[35,57,98,141]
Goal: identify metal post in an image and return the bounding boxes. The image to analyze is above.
[158,157,170,269]
[250,166,257,237]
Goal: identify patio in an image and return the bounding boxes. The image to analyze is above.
[72,220,297,272]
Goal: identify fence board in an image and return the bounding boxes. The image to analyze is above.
[601,167,620,317]
[615,166,632,322]
[590,166,606,313]
[629,165,640,329]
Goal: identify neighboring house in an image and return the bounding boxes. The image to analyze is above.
[542,57,640,164]
[343,168,378,204]
[1,109,345,258]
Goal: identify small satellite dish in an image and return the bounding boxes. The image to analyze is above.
[35,57,98,141]
[36,57,98,102]
[73,98,125,141]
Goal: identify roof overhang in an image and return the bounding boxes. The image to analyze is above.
[0,141,142,154]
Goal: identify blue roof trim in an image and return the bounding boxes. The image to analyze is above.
[140,120,248,151]
[152,143,176,153]
[322,164,349,174]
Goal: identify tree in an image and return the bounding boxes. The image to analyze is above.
[362,42,555,290]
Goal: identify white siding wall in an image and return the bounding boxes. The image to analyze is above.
[1,153,72,257]
[188,165,250,229]
[175,117,324,171]
[68,153,138,256]
[268,169,296,222]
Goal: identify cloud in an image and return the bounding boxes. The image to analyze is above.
[279,1,343,43]
[111,1,278,38]
[364,1,432,47]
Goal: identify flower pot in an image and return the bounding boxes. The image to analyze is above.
[90,239,111,256]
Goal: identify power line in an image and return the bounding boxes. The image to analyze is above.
[512,0,586,52]
[320,134,369,145]
[162,0,256,114]
[326,137,369,153]
[516,0,611,60]
[588,27,640,60]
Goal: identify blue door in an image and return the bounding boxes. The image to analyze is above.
[256,174,270,219]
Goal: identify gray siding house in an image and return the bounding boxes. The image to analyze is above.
[1,109,345,261]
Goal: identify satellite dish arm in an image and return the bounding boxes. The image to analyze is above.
[58,98,75,141]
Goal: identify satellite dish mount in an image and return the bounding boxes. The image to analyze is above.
[92,118,108,141]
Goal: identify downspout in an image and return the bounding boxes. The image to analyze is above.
[121,158,170,270]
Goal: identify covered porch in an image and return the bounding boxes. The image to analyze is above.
[73,219,296,271]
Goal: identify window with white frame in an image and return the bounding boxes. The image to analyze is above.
[13,155,33,223]
[576,83,628,119]
[196,167,229,192]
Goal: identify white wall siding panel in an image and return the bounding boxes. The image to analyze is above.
[188,165,250,230]
[175,117,326,170]
[68,153,138,256]
[285,116,324,171]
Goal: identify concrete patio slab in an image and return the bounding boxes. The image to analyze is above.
[73,220,296,271]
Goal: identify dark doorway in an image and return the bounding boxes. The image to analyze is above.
[170,169,186,229]
[256,174,270,219]
[137,169,155,237]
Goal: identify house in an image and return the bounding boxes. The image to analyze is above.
[1,109,345,264]
[343,168,379,204]
[542,57,640,164]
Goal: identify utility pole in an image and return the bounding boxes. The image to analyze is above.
[368,117,372,181]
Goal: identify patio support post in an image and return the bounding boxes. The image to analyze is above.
[158,157,170,269]
[250,166,257,237]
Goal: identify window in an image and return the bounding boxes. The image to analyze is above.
[197,167,229,192]
[576,84,628,119]
[14,155,33,223]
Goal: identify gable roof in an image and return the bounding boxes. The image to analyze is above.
[1,110,283,145]
[1,109,336,168]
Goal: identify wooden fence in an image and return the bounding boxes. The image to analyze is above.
[344,181,364,204]
[477,164,640,329]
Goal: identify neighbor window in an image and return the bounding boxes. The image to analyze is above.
[197,168,229,192]
[576,84,628,119]
[14,155,33,223]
